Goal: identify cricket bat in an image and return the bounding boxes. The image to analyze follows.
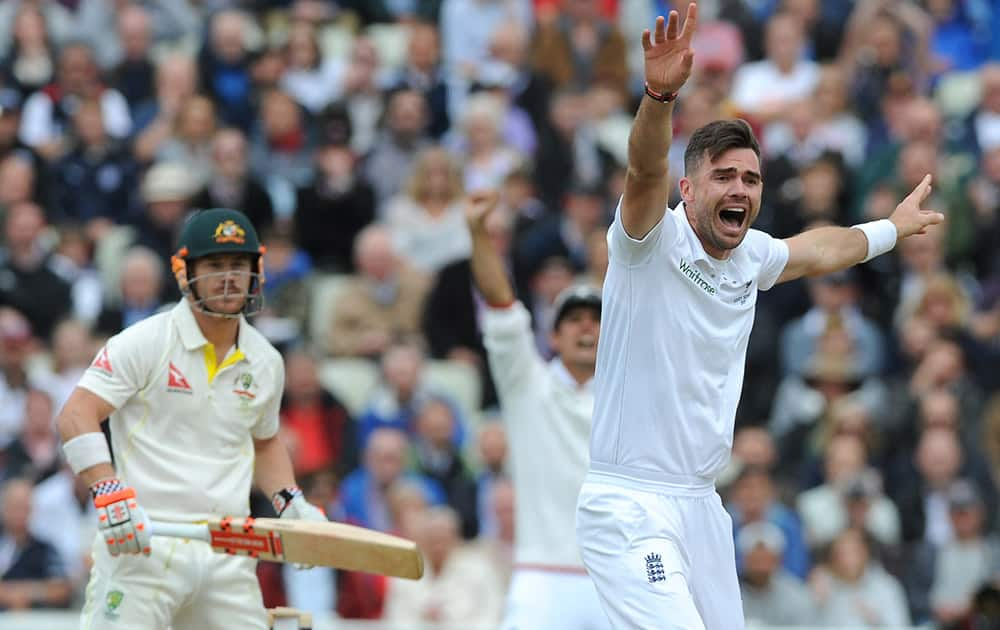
[150,516,424,579]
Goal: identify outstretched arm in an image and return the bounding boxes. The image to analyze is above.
[466,191,515,307]
[777,174,943,284]
[621,3,697,240]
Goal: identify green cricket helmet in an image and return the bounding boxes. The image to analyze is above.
[171,208,267,318]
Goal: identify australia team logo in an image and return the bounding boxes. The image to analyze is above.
[233,372,256,404]
[213,220,246,244]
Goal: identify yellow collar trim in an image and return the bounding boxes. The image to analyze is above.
[203,345,246,384]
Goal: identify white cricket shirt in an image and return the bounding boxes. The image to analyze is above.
[483,303,593,569]
[589,201,788,488]
[77,299,284,522]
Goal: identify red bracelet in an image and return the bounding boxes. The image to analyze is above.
[645,83,678,103]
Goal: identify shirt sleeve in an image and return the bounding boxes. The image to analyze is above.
[76,329,149,409]
[252,359,284,439]
[607,196,678,267]
[481,301,547,400]
[752,230,790,291]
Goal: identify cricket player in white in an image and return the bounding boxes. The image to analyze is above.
[56,209,326,629]
[464,192,610,629]
[575,4,945,628]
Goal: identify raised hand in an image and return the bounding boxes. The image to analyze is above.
[642,2,698,95]
[464,190,501,234]
[890,174,946,239]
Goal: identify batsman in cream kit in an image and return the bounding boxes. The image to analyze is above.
[57,209,326,629]
[576,3,945,629]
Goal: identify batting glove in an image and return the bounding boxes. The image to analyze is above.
[272,486,327,522]
[273,486,326,570]
[92,478,152,557]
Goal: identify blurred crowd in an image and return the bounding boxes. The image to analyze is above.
[0,0,999,627]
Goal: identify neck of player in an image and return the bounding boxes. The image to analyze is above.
[193,308,240,357]
[564,361,594,386]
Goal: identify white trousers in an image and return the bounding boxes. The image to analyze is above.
[501,566,611,630]
[576,474,744,630]
[79,532,268,630]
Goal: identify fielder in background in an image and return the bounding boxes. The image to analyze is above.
[575,3,944,629]
[465,191,611,629]
[56,208,326,629]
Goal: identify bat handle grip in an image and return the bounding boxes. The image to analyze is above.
[149,521,211,542]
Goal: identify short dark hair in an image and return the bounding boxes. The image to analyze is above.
[683,119,760,175]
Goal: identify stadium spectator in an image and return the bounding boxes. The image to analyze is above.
[279,20,343,115]
[191,127,274,234]
[0,389,60,484]
[385,146,470,274]
[410,397,478,538]
[364,89,433,211]
[0,308,32,449]
[811,527,911,627]
[19,42,131,161]
[0,202,72,340]
[294,115,376,273]
[327,225,431,357]
[279,350,358,479]
[738,521,815,626]
[131,53,199,163]
[0,477,72,611]
[0,4,57,96]
[930,479,1000,627]
[384,22,451,138]
[382,506,504,623]
[338,427,444,532]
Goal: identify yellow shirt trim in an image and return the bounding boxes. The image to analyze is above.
[203,345,246,384]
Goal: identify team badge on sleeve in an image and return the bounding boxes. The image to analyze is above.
[90,348,113,375]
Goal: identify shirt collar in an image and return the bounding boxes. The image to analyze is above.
[550,358,593,391]
[172,299,254,362]
[675,202,751,282]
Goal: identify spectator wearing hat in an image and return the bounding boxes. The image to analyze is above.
[130,161,198,301]
[294,114,376,273]
[930,479,1000,627]
[190,128,274,234]
[737,521,815,626]
[362,89,433,211]
[0,202,71,341]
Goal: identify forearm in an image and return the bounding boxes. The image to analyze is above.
[469,230,514,306]
[56,389,116,487]
[621,96,675,237]
[253,435,297,498]
[627,96,674,179]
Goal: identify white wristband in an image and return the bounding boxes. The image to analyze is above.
[62,432,112,475]
[851,219,897,263]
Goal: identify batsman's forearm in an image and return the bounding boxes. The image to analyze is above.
[253,434,297,498]
[469,230,515,306]
[627,97,675,178]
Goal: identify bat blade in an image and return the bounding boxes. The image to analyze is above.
[253,517,424,579]
[152,516,424,579]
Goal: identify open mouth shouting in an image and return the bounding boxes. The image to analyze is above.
[717,205,749,237]
[576,334,597,350]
